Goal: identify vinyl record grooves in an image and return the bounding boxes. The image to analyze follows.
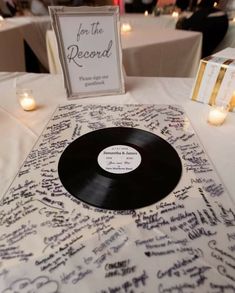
[58,127,182,210]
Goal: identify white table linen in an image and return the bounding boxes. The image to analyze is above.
[1,72,235,292]
[121,14,235,55]
[14,16,51,70]
[0,16,51,71]
[0,21,26,71]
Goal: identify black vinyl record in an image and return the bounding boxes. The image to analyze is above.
[58,127,182,210]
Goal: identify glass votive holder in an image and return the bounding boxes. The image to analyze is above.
[207,104,229,126]
[17,88,36,111]
[144,10,148,16]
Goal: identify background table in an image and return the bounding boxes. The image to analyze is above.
[0,21,27,71]
[121,25,202,77]
[215,19,235,52]
[0,16,51,72]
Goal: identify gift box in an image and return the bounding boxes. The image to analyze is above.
[191,48,235,111]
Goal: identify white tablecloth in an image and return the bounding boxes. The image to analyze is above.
[120,14,235,54]
[121,26,202,77]
[0,72,235,292]
[122,13,235,53]
[0,16,51,71]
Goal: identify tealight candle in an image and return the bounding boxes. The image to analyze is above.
[207,105,228,126]
[144,10,148,16]
[121,22,132,33]
[172,11,179,18]
[17,89,36,111]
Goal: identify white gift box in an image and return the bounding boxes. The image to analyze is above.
[191,48,235,111]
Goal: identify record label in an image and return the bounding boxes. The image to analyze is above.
[97,145,142,174]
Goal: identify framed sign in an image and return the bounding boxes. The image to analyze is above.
[49,6,125,99]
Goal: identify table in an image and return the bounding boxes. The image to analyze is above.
[122,14,235,56]
[0,16,51,72]
[0,72,235,292]
[121,25,202,77]
[0,13,234,74]
[119,13,201,78]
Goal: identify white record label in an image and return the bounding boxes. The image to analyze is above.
[97,145,141,174]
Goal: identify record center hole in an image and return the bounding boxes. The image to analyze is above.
[97,145,142,174]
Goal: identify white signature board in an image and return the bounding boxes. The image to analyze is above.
[49,6,125,99]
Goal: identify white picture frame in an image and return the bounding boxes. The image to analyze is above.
[49,6,125,99]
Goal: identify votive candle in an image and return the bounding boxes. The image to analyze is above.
[18,89,36,111]
[207,105,228,126]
